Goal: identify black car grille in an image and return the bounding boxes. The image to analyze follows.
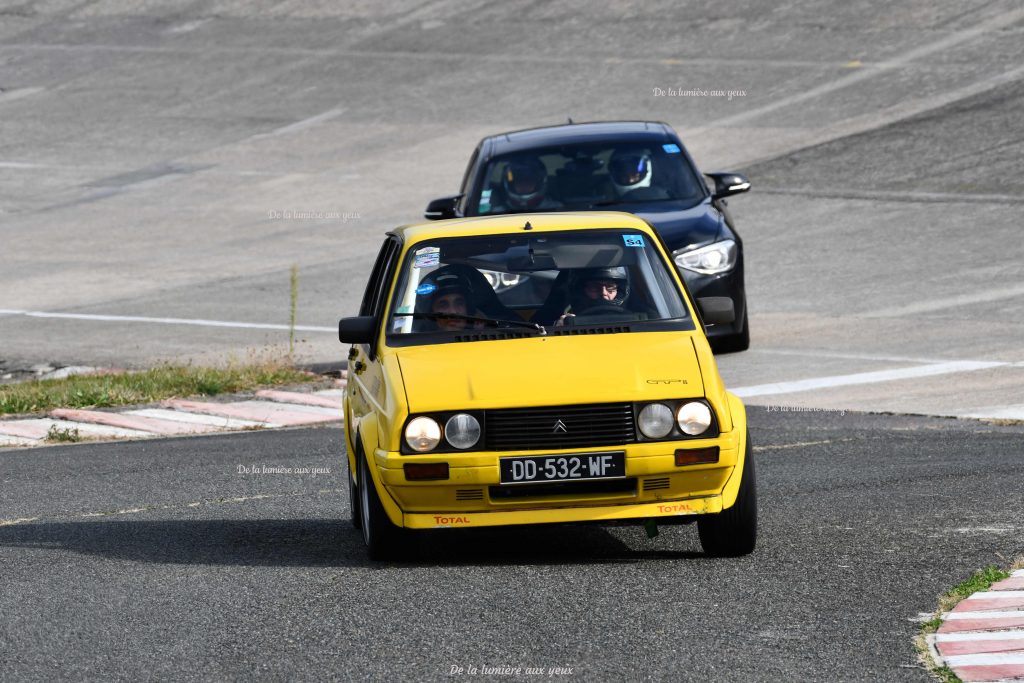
[484,402,636,451]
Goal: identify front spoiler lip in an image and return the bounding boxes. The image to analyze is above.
[402,493,723,529]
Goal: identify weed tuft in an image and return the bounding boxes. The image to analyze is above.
[45,425,82,443]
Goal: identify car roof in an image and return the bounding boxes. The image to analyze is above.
[484,121,675,156]
[391,211,656,244]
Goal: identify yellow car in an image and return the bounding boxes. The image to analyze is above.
[339,212,755,560]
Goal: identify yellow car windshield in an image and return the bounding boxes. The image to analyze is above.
[387,229,692,338]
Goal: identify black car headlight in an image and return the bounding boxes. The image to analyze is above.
[673,239,737,275]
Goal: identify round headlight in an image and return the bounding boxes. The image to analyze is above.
[676,402,712,436]
[444,413,481,450]
[637,403,674,439]
[405,416,441,452]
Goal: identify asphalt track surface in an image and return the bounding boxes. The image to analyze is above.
[2,409,1022,681]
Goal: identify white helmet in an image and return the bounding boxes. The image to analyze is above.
[609,150,653,194]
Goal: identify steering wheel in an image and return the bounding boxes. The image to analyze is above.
[576,303,629,316]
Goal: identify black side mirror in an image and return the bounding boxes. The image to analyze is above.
[424,194,464,220]
[705,172,751,201]
[338,316,376,344]
[697,297,736,326]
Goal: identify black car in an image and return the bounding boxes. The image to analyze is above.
[424,120,751,352]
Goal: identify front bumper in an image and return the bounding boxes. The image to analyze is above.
[370,428,742,530]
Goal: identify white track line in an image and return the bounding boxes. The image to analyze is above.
[0,309,335,332]
[943,611,1024,620]
[251,107,346,139]
[127,409,273,429]
[733,361,1006,398]
[943,652,1024,667]
[0,434,38,447]
[933,631,1024,642]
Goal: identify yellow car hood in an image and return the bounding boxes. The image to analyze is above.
[394,332,704,412]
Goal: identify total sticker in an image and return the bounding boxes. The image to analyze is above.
[413,247,441,269]
[415,282,437,295]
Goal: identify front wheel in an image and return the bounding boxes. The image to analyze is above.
[697,430,756,557]
[358,448,410,561]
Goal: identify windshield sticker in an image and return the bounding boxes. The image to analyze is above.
[415,283,437,296]
[623,234,645,248]
[662,143,681,154]
[413,247,441,269]
[479,189,492,212]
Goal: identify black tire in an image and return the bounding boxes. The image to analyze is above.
[357,447,410,561]
[711,309,750,354]
[697,431,756,557]
[348,461,362,530]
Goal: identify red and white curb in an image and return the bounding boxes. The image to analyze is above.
[926,569,1024,682]
[0,385,346,448]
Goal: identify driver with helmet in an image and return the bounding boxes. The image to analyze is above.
[555,266,631,326]
[608,149,670,201]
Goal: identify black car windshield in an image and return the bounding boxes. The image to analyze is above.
[470,141,705,215]
[387,229,693,342]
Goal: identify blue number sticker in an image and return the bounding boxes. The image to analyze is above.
[623,234,645,248]
[662,143,681,154]
[415,283,437,296]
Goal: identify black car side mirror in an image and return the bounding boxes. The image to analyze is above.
[338,316,376,344]
[697,297,736,326]
[424,194,464,220]
[705,172,751,201]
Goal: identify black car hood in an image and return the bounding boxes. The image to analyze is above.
[603,198,724,251]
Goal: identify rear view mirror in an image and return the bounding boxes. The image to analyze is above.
[424,194,463,220]
[697,297,736,326]
[705,172,751,201]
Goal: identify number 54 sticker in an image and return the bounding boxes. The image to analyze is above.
[623,234,645,247]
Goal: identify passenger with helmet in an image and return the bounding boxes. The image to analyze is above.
[491,157,560,212]
[608,148,670,201]
[555,266,632,326]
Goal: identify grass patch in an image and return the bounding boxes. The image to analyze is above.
[45,424,83,443]
[0,360,318,416]
[915,564,1014,682]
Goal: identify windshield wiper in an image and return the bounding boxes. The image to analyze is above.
[394,312,546,335]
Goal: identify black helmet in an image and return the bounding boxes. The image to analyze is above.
[412,267,477,322]
[570,266,630,310]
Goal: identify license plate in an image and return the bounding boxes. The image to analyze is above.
[499,452,626,485]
